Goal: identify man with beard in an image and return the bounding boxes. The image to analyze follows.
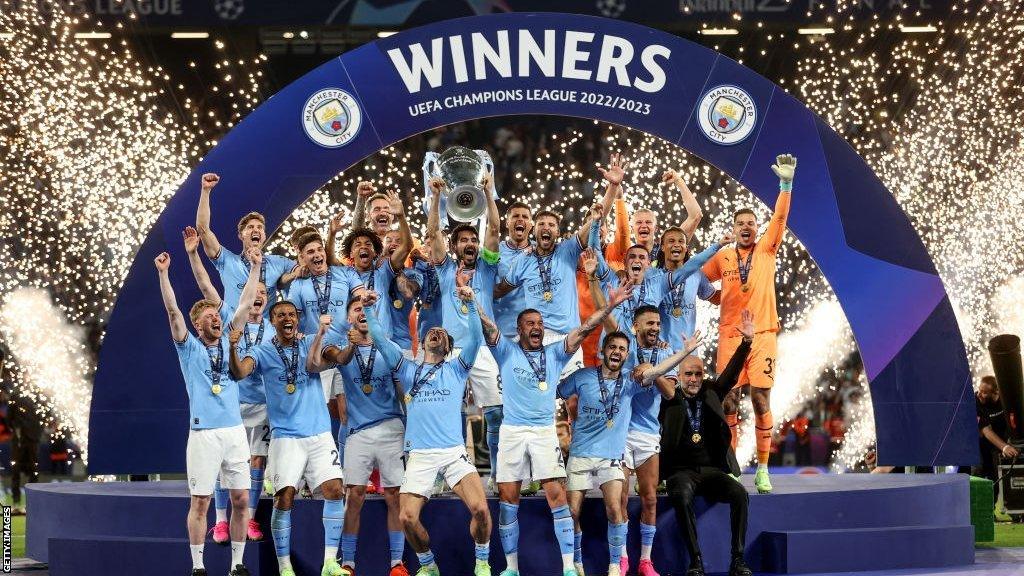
[476,281,634,576]
[969,376,1018,504]
[657,310,756,576]
[229,304,350,576]
[558,330,703,576]
[196,173,295,314]
[658,226,718,353]
[342,190,413,347]
[702,154,797,494]
[496,202,607,377]
[352,181,396,242]
[363,284,494,576]
[157,249,259,576]
[287,233,364,336]
[184,226,271,544]
[426,174,503,481]
[310,298,409,576]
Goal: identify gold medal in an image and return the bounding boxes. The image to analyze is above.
[286,383,296,394]
[741,284,750,293]
[672,307,682,318]
[404,394,412,404]
[461,303,469,314]
[543,291,553,302]
[538,380,548,391]
[606,420,614,429]
[211,384,222,395]
[691,432,702,444]
[362,384,373,394]
[393,299,403,309]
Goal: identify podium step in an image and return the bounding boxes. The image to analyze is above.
[760,524,975,573]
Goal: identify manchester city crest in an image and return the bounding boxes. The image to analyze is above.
[697,85,756,145]
[302,88,362,148]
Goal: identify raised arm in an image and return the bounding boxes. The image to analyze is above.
[363,291,404,370]
[183,226,222,305]
[482,173,500,252]
[388,191,414,270]
[306,314,334,372]
[565,276,634,353]
[351,181,375,229]
[326,212,349,267]
[478,308,502,347]
[426,177,447,264]
[670,231,732,285]
[195,173,222,259]
[228,327,255,379]
[587,218,612,280]
[456,283,483,367]
[155,252,188,342]
[763,154,796,253]
[663,169,702,240]
[639,331,704,387]
[573,202,604,248]
[582,248,618,333]
[229,247,263,331]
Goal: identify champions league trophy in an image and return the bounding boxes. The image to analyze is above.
[422,146,497,231]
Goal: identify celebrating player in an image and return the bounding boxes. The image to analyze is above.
[479,279,635,576]
[363,283,494,576]
[311,297,409,576]
[495,202,607,376]
[287,232,364,335]
[703,154,797,494]
[195,173,295,313]
[228,304,349,576]
[558,330,704,576]
[184,226,270,544]
[658,225,718,351]
[156,251,254,576]
[426,173,503,487]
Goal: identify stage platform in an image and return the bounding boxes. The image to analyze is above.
[26,474,975,576]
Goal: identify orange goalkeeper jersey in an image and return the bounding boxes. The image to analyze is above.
[703,191,790,335]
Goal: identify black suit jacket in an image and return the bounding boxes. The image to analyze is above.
[658,339,752,479]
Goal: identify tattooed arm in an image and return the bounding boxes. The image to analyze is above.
[564,278,634,353]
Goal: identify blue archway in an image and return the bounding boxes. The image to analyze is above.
[89,12,974,473]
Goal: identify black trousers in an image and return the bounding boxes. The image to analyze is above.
[666,467,749,562]
[9,432,39,503]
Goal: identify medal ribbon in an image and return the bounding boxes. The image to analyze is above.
[521,345,547,386]
[533,251,554,299]
[353,344,377,388]
[625,278,647,318]
[636,346,660,367]
[364,266,376,292]
[242,255,267,287]
[206,340,224,386]
[735,247,754,286]
[420,263,439,306]
[273,337,300,386]
[685,398,703,436]
[242,321,265,350]
[408,360,445,400]
[312,272,333,315]
[668,272,685,312]
[597,370,625,424]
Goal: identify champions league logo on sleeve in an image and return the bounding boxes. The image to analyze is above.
[697,85,756,145]
[302,88,363,148]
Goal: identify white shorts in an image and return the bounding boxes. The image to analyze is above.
[566,456,625,492]
[267,431,343,492]
[322,368,341,402]
[400,446,479,498]
[495,424,566,483]
[623,430,661,470]
[240,403,270,457]
[542,331,584,380]
[452,345,502,409]
[344,418,406,488]
[186,425,250,496]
